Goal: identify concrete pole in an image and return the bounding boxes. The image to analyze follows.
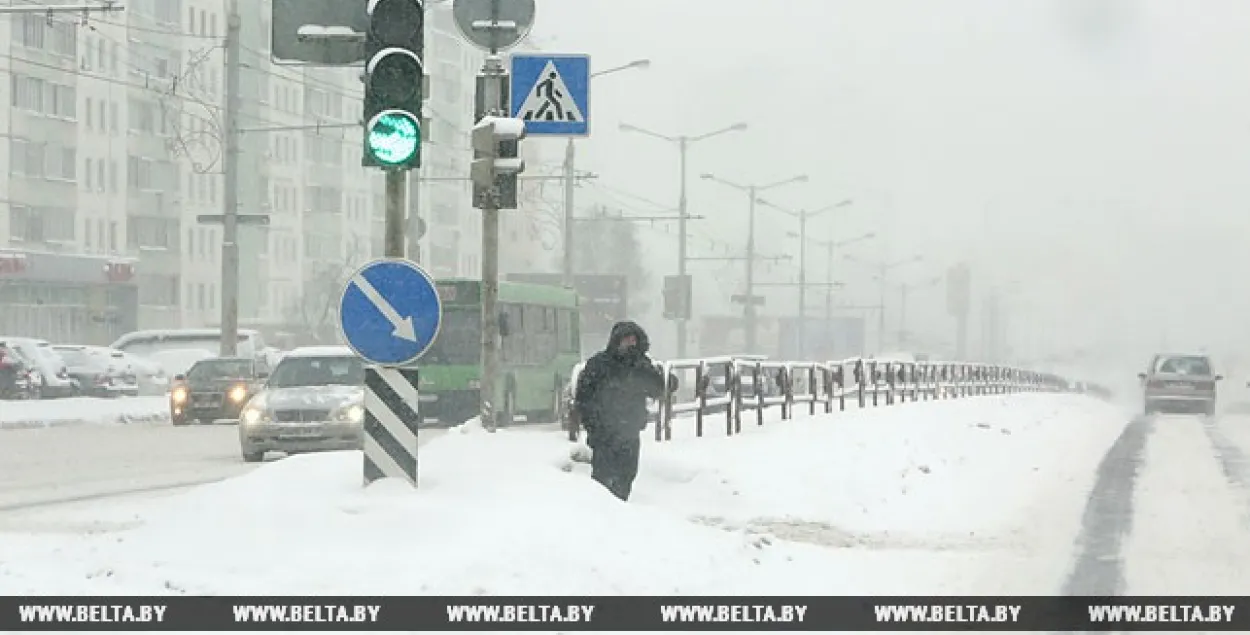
[796,209,807,353]
[676,137,689,357]
[744,186,758,352]
[562,138,575,285]
[219,8,241,357]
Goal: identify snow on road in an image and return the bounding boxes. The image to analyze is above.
[0,423,257,514]
[1,392,1129,597]
[1121,415,1250,594]
[0,396,169,430]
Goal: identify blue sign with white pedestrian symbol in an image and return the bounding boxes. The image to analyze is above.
[510,53,590,137]
[338,258,443,366]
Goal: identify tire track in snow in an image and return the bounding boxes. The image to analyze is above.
[1061,416,1152,596]
[1202,416,1250,493]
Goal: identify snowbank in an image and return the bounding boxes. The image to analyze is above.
[0,397,169,430]
[1,393,1130,597]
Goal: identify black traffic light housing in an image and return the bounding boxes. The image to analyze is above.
[362,0,425,169]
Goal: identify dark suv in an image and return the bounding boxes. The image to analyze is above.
[1140,354,1222,416]
[170,357,266,425]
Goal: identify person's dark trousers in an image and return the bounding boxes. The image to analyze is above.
[589,432,641,501]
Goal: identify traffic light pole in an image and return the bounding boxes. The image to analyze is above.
[479,55,506,433]
[385,170,406,257]
[219,8,242,357]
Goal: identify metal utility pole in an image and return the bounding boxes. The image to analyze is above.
[219,9,242,357]
[815,232,875,325]
[700,172,807,353]
[756,198,853,352]
[845,253,923,352]
[619,122,746,357]
[562,60,649,285]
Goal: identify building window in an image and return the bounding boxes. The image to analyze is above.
[9,205,75,243]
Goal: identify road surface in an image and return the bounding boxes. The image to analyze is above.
[0,422,450,514]
[1061,412,1250,595]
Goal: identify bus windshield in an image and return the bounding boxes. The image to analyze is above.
[423,309,480,365]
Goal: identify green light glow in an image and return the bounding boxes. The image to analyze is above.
[367,111,420,165]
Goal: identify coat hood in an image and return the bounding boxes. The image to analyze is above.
[606,321,650,355]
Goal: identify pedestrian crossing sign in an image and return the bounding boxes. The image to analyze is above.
[509,53,591,137]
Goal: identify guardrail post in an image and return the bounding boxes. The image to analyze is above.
[753,362,765,426]
[694,362,706,438]
[856,360,866,408]
[807,365,818,416]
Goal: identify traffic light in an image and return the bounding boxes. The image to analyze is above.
[362,0,424,169]
[470,116,526,209]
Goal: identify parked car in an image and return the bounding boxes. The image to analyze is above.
[171,356,267,426]
[0,342,41,400]
[1139,353,1222,416]
[115,351,170,396]
[51,345,139,398]
[237,346,364,463]
[0,336,77,398]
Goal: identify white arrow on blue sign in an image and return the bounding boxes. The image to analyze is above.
[338,258,443,366]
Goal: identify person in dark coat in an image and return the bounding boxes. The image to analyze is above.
[574,321,666,501]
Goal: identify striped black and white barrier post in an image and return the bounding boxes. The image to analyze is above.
[363,366,421,486]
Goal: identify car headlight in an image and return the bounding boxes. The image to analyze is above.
[228,384,249,403]
[171,386,188,404]
[338,403,365,424]
[240,393,270,425]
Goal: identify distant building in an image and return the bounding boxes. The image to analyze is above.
[0,3,552,344]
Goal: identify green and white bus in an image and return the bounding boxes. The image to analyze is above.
[418,278,580,427]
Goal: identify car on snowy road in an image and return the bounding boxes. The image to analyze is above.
[1139,353,1222,416]
[170,357,266,425]
[236,346,364,463]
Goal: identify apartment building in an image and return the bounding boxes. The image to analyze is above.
[0,1,552,344]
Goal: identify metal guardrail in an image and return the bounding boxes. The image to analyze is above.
[648,357,1082,443]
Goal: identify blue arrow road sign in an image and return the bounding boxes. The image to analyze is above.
[510,53,590,137]
[338,258,443,366]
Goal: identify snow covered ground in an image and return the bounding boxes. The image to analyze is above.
[1,392,1130,597]
[0,397,169,430]
[1121,415,1250,594]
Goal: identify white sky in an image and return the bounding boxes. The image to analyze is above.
[521,0,1250,364]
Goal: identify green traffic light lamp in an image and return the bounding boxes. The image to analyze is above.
[366,109,421,166]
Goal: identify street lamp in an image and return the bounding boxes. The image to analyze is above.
[757,198,853,352]
[617,121,748,357]
[699,172,808,353]
[562,59,651,286]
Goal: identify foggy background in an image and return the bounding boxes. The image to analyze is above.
[529,0,1250,371]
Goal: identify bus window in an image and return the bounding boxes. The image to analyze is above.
[556,309,576,354]
[523,304,556,364]
[501,304,525,364]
